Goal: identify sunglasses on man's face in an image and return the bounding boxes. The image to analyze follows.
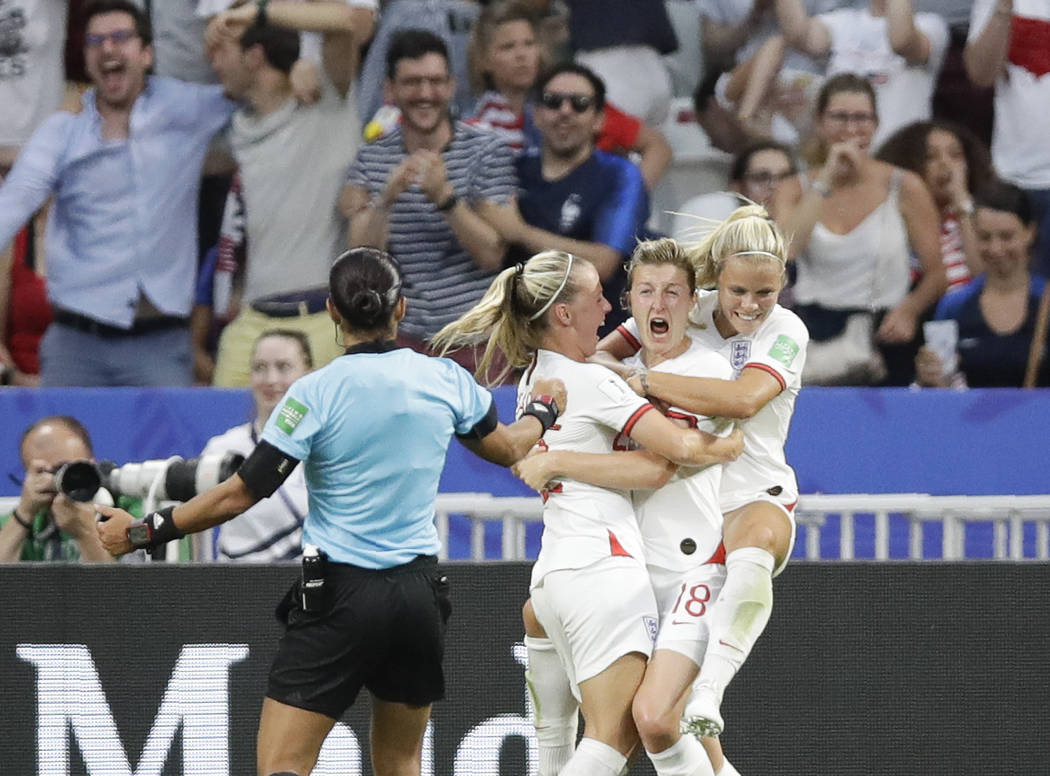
[540,92,596,113]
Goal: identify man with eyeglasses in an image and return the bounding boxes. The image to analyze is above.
[340,29,516,370]
[484,62,650,335]
[0,0,236,387]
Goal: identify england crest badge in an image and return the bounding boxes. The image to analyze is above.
[730,339,751,370]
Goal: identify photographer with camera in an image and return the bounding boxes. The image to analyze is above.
[0,416,115,563]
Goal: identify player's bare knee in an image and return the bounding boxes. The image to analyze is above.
[631,691,676,749]
[522,598,546,637]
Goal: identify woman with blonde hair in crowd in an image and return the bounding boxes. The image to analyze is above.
[773,72,944,385]
[432,249,742,776]
[595,204,808,752]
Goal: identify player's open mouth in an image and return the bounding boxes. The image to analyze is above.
[649,317,669,336]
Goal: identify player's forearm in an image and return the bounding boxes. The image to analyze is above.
[445,203,507,272]
[546,449,676,490]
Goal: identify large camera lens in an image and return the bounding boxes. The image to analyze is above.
[53,460,102,502]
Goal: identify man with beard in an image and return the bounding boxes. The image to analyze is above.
[485,63,650,334]
[0,0,234,386]
[340,29,516,368]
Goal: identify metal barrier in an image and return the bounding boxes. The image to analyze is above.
[6,494,1050,562]
[435,493,1050,562]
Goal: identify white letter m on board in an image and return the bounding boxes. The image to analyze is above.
[18,643,248,776]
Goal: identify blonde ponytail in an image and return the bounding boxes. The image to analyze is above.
[431,250,582,384]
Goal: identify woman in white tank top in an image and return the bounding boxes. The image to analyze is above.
[775,73,945,384]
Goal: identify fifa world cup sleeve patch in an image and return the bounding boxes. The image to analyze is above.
[768,335,800,368]
[276,397,309,434]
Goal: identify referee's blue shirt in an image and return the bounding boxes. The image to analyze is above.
[260,342,494,568]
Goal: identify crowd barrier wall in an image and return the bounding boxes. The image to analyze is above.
[2,387,1047,558]
[1,563,1046,775]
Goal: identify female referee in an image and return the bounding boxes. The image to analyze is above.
[97,247,566,776]
[432,249,743,776]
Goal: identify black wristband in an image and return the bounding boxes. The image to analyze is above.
[0,365,14,386]
[436,192,459,212]
[522,395,560,433]
[127,505,183,550]
[10,508,32,530]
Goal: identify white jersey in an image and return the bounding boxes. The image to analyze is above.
[620,342,735,572]
[619,289,807,512]
[201,422,308,562]
[518,349,655,587]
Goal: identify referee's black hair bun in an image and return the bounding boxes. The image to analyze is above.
[349,289,385,328]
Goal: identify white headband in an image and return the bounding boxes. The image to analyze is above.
[529,254,575,321]
[731,250,782,261]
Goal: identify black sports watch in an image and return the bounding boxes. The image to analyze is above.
[126,520,153,549]
[125,506,181,550]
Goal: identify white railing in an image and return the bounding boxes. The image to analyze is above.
[436,493,1050,562]
[7,494,1050,562]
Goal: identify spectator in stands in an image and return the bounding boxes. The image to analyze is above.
[0,0,70,388]
[773,0,950,147]
[0,416,114,562]
[672,140,798,241]
[964,0,1050,278]
[560,0,678,126]
[0,0,235,387]
[356,0,481,126]
[204,330,311,561]
[774,73,945,385]
[0,227,51,388]
[877,120,996,293]
[466,0,672,192]
[483,63,650,336]
[205,1,376,387]
[698,0,832,147]
[340,29,516,366]
[916,182,1050,388]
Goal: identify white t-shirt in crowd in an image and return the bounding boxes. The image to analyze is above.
[0,0,67,149]
[968,0,1050,188]
[821,6,949,149]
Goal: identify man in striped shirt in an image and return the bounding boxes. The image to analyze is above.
[340,29,517,365]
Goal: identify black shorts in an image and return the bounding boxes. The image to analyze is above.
[267,554,451,719]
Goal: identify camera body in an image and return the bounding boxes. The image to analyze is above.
[53,453,245,503]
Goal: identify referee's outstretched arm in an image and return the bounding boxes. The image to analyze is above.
[458,377,566,467]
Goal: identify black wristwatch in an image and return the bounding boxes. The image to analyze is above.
[126,520,153,549]
[126,506,182,550]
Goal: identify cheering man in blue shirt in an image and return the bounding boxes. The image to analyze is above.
[0,0,234,387]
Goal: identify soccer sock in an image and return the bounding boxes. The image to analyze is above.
[697,547,776,696]
[646,735,715,776]
[524,635,578,776]
[559,737,627,776]
[716,756,742,776]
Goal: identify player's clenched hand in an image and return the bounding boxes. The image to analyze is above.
[530,378,566,414]
[512,447,559,492]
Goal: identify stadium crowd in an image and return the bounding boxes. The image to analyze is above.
[2,3,1048,775]
[2,0,1048,394]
